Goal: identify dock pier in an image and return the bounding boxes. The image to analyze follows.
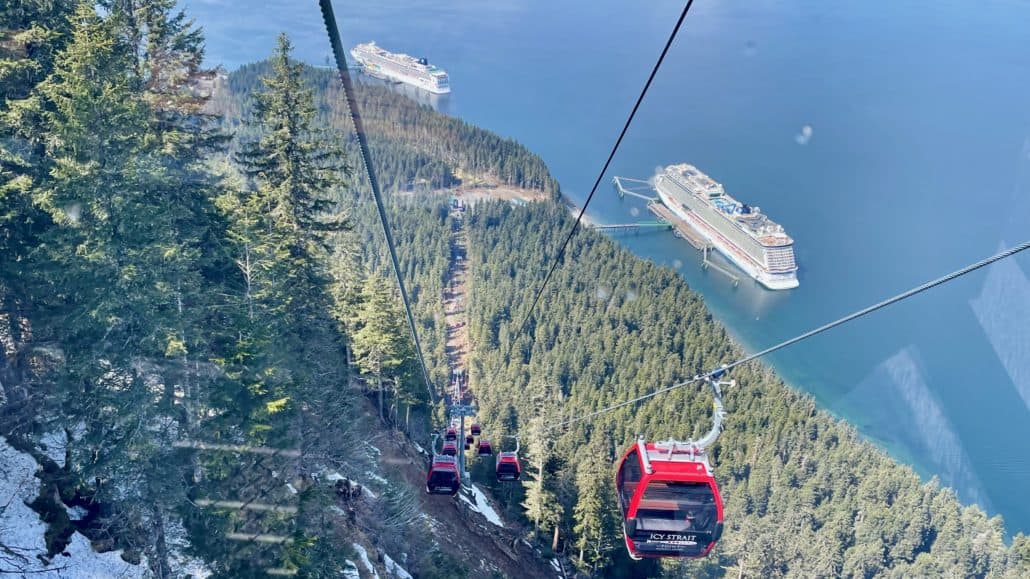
[701,247,740,287]
[647,200,740,286]
[614,175,742,286]
[612,176,658,201]
[647,201,707,249]
[589,220,672,234]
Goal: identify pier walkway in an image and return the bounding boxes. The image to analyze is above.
[590,220,671,234]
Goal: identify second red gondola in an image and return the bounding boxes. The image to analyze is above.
[477,440,493,456]
[426,455,460,495]
[496,451,521,481]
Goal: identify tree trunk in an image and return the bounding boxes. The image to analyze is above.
[534,458,544,532]
[552,524,559,553]
[405,404,411,435]
[377,374,384,422]
[152,505,171,578]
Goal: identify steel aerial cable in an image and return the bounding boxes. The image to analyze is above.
[319,0,435,404]
[553,239,1030,430]
[482,0,698,394]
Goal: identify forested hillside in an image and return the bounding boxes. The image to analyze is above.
[464,201,1030,577]
[5,1,1030,578]
[0,2,451,575]
[1,1,564,575]
[212,62,561,197]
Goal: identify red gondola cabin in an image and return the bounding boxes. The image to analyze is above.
[442,441,458,456]
[615,439,724,560]
[470,423,481,436]
[445,427,457,442]
[466,434,475,445]
[426,455,460,495]
[477,440,493,456]
[496,451,521,481]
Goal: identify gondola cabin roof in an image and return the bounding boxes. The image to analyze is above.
[430,454,457,467]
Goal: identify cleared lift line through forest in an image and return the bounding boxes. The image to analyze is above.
[444,200,477,479]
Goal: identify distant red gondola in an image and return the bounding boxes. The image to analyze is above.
[442,440,458,456]
[465,434,475,445]
[496,451,521,481]
[470,423,481,436]
[477,440,493,456]
[444,427,457,442]
[426,455,460,495]
[615,439,724,560]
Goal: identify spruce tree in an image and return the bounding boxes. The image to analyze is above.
[350,273,408,421]
[236,33,348,255]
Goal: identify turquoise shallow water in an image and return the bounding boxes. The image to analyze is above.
[183,0,1030,533]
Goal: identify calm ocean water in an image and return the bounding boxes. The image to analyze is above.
[183,0,1030,533]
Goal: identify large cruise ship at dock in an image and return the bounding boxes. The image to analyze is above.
[654,164,799,290]
[350,42,450,94]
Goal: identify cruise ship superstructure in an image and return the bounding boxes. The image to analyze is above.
[654,164,799,290]
[350,42,450,94]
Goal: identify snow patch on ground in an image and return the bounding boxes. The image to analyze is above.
[364,470,389,485]
[364,442,382,458]
[285,482,298,494]
[39,429,68,467]
[459,484,504,527]
[550,558,561,571]
[165,514,212,578]
[420,512,441,531]
[351,543,380,578]
[0,436,147,578]
[381,551,413,579]
[412,442,426,455]
[65,505,89,521]
[343,560,361,579]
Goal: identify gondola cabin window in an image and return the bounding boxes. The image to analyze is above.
[636,481,718,534]
[617,448,642,510]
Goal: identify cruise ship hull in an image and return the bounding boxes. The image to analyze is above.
[656,188,799,290]
[350,49,451,94]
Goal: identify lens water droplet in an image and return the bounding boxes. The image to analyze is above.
[65,203,82,224]
[795,125,813,145]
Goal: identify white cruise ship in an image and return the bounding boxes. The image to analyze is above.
[350,42,450,94]
[654,164,799,290]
